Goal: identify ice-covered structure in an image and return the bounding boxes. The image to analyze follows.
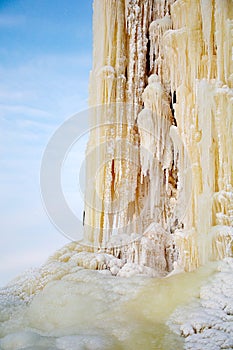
[83,0,233,274]
[0,1,232,349]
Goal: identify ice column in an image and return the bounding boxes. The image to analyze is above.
[84,0,233,273]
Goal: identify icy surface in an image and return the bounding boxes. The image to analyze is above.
[1,246,232,350]
[168,258,233,350]
[0,244,184,350]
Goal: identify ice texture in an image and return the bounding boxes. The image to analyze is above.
[0,243,188,350]
[168,258,233,350]
[1,1,233,349]
[84,0,233,273]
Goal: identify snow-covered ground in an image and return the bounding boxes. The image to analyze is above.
[168,258,233,350]
[0,244,232,350]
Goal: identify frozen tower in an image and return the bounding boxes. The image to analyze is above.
[83,0,233,273]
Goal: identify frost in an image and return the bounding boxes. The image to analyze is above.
[168,258,233,350]
[56,335,114,350]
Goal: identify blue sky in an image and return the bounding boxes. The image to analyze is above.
[0,0,93,286]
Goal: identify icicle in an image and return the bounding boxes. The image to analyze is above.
[85,0,233,273]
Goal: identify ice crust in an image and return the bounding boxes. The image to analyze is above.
[0,241,232,349]
[168,258,233,350]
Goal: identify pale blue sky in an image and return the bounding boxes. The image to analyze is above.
[0,0,93,286]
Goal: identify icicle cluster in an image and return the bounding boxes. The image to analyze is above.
[84,0,233,273]
[163,0,233,270]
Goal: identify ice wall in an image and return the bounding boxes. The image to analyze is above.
[84,0,233,273]
[163,0,233,270]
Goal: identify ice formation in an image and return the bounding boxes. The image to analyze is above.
[0,243,185,349]
[84,0,233,274]
[168,258,233,350]
[1,245,232,350]
[0,1,233,349]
